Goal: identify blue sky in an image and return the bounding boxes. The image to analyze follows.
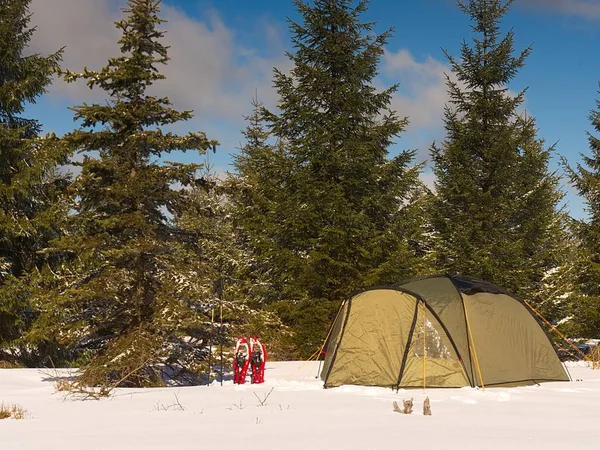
[25,0,600,219]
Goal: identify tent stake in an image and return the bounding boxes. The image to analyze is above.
[316,356,323,379]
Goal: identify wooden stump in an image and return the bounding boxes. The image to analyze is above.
[393,398,413,414]
[423,396,432,415]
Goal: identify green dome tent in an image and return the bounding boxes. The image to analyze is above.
[320,275,570,389]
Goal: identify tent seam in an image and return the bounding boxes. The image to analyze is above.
[449,275,477,388]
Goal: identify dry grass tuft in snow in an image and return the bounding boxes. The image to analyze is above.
[40,367,111,400]
[0,360,21,369]
[0,402,28,420]
[589,346,600,369]
[55,380,112,400]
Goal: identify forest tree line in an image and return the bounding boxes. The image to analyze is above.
[1,0,599,387]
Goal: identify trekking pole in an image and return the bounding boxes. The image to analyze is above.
[213,276,224,386]
[218,277,224,386]
[207,341,212,386]
[207,308,214,386]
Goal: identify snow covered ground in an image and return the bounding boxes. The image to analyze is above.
[1,361,599,449]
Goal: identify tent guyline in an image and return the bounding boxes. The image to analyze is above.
[524,300,596,368]
[318,274,570,389]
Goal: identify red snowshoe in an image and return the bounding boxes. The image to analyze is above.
[249,336,267,384]
[233,337,251,384]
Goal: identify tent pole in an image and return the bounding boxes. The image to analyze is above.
[395,299,420,390]
[464,300,485,390]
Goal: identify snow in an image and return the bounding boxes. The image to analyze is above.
[1,361,600,449]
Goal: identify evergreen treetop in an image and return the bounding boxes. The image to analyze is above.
[430,0,565,299]
[234,0,425,357]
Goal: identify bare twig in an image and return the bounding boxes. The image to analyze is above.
[227,398,244,410]
[173,392,185,411]
[253,387,274,407]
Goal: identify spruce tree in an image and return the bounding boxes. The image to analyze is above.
[0,0,65,364]
[30,0,217,386]
[231,98,290,303]
[228,99,298,359]
[430,0,566,301]
[233,0,424,357]
[561,90,600,338]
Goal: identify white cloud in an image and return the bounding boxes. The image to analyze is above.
[383,49,450,130]
[157,5,287,122]
[28,0,287,124]
[518,0,600,20]
[29,0,121,102]
[381,49,452,161]
[419,170,437,192]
